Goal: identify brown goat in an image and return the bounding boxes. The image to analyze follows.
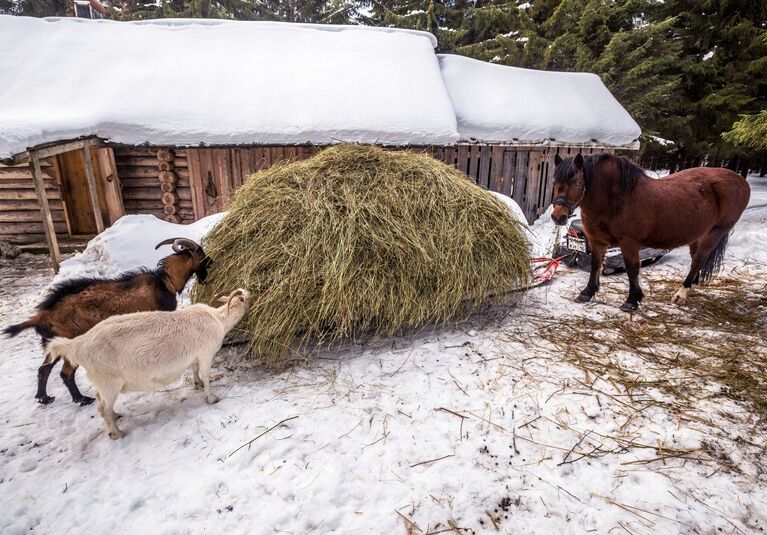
[3,237,213,406]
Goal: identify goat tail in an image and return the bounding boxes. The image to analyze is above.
[2,318,36,338]
[699,232,730,285]
[43,337,77,367]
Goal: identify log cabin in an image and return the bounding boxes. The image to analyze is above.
[0,16,641,271]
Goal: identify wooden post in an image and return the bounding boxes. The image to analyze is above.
[95,148,125,225]
[82,145,105,234]
[30,152,61,273]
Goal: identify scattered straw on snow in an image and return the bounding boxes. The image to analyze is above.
[531,273,767,425]
[194,145,531,367]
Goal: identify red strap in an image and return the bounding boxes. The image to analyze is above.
[529,256,564,283]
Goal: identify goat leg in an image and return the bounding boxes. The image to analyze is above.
[191,362,203,390]
[35,356,60,404]
[197,360,219,404]
[60,360,95,406]
[96,382,125,440]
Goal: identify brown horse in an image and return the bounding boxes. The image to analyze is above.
[551,153,750,312]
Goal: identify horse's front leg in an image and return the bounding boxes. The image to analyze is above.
[576,242,607,302]
[619,241,644,312]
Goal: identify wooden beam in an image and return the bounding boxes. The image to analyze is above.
[81,146,105,233]
[30,152,61,273]
[96,148,125,224]
[8,138,103,165]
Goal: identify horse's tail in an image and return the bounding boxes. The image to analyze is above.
[699,232,730,284]
[2,318,36,338]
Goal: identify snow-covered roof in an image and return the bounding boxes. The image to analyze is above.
[0,16,458,158]
[438,54,641,147]
[0,17,642,159]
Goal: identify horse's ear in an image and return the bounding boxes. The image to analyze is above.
[574,153,584,168]
[554,154,562,166]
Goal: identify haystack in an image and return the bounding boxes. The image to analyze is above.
[193,145,530,366]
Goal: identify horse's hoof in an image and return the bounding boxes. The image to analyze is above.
[672,288,688,306]
[575,293,593,303]
[36,395,55,405]
[108,429,126,440]
[75,395,95,406]
[619,302,638,312]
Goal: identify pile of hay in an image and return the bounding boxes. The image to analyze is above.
[193,144,530,366]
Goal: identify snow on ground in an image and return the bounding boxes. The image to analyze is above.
[1,176,765,534]
[54,213,224,283]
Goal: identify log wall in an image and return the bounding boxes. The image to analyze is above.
[113,147,196,222]
[0,159,68,245]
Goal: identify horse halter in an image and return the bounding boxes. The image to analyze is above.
[553,178,587,212]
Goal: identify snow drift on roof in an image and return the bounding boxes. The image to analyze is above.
[438,54,641,147]
[0,16,458,158]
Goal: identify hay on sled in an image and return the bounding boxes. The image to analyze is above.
[193,144,530,367]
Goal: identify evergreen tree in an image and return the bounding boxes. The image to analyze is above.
[650,0,767,166]
[113,0,360,22]
[1,0,69,16]
[593,16,682,137]
[363,0,469,52]
[723,110,767,151]
[453,2,532,63]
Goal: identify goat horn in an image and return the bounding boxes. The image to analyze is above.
[213,289,237,300]
[154,237,201,253]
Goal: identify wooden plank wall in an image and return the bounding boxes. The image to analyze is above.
[430,144,615,223]
[112,145,616,226]
[428,144,544,222]
[187,146,318,219]
[0,159,68,245]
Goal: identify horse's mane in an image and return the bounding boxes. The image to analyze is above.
[556,153,646,192]
[611,154,647,191]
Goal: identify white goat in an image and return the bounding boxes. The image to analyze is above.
[44,289,250,439]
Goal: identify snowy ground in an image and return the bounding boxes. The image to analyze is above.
[1,175,765,535]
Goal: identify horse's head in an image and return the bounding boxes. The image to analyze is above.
[551,153,587,225]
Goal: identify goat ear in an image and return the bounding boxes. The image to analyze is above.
[554,154,562,166]
[574,153,584,168]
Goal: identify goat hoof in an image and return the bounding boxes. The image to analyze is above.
[113,412,123,420]
[108,430,126,440]
[193,381,204,390]
[575,293,593,303]
[619,301,638,312]
[74,395,95,406]
[36,395,55,405]
[206,394,220,405]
